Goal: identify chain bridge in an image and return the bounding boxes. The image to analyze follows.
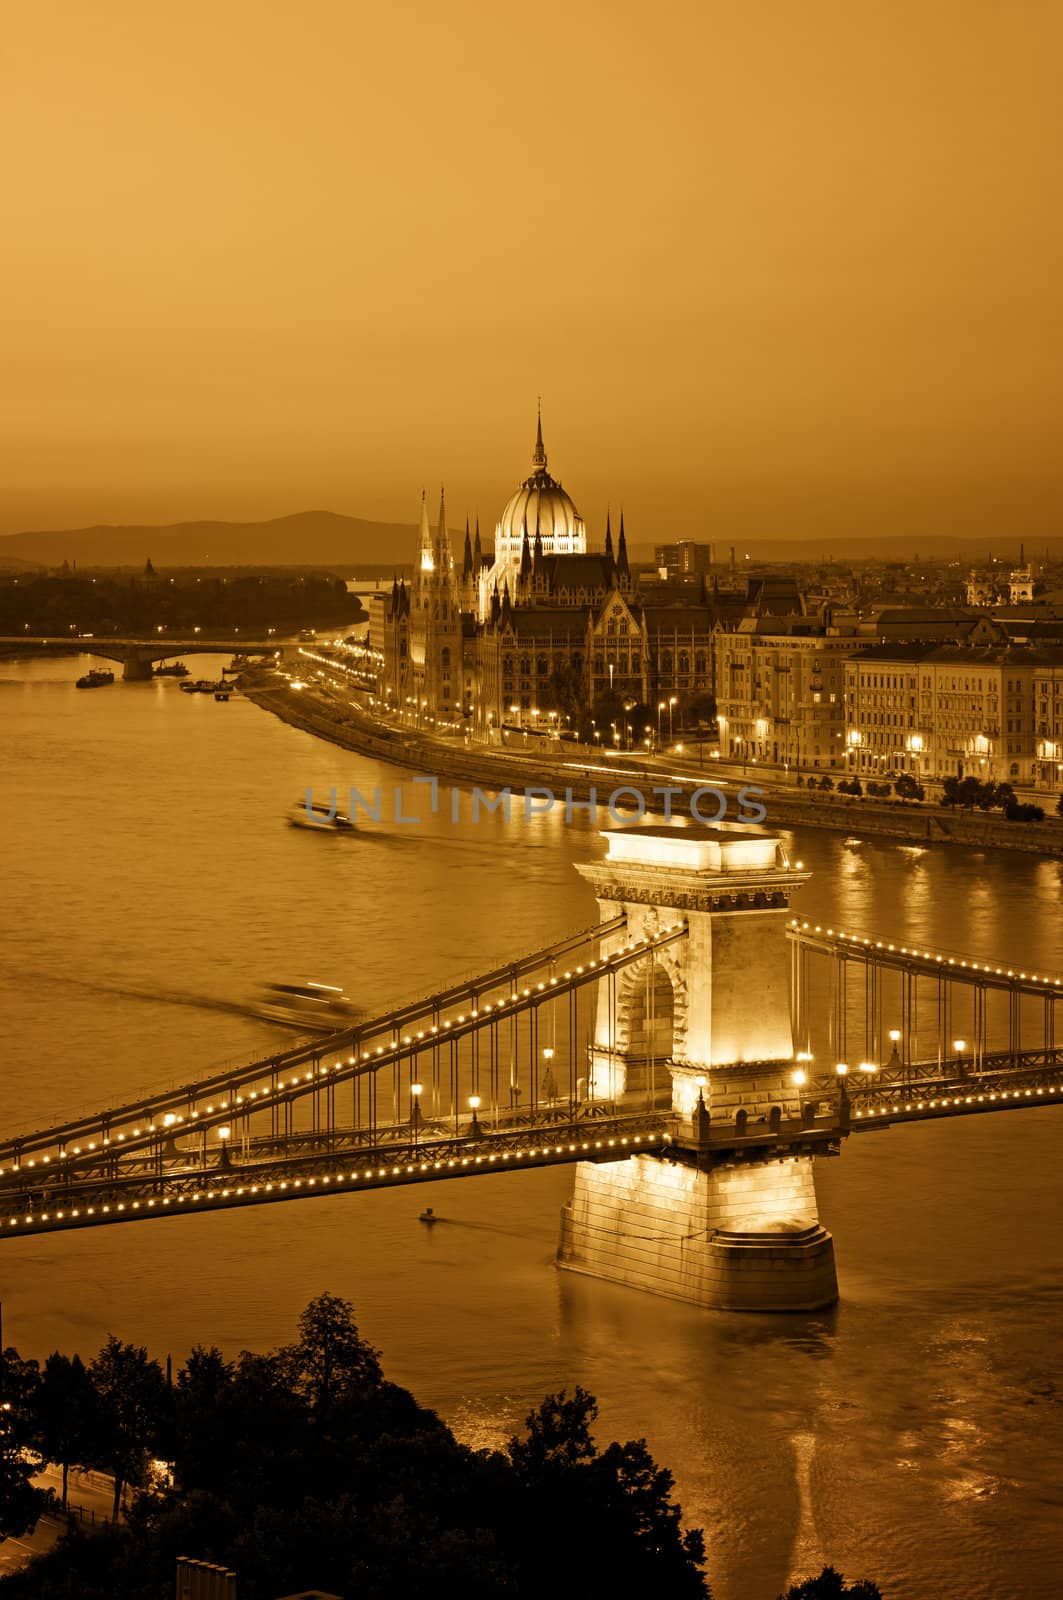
[3,826,1060,1312]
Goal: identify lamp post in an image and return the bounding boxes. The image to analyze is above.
[217,1125,232,1169]
[657,700,666,749]
[468,1094,482,1138]
[668,695,677,742]
[410,1081,423,1148]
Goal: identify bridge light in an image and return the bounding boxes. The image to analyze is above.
[163,1113,176,1126]
[796,1050,813,1063]
[410,1082,423,1097]
[953,1039,966,1054]
[889,1029,901,1042]
[791,1069,807,1086]
[543,1047,554,1061]
[835,1063,848,1076]
[217,1126,231,1141]
[468,1095,481,1109]
[858,1062,877,1074]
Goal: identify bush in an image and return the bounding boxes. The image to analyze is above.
[837,778,862,796]
[818,775,834,791]
[893,773,925,801]
[1004,801,1044,822]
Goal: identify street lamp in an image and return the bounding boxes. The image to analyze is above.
[657,700,666,748]
[410,1081,423,1145]
[468,1094,482,1138]
[217,1125,232,1168]
[668,695,677,741]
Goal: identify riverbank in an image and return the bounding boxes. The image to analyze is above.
[241,669,1063,857]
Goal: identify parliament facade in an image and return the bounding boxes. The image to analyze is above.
[373,416,769,737]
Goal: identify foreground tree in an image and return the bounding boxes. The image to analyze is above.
[0,1300,712,1599]
[88,1339,170,1521]
[0,1348,43,1541]
[781,1565,883,1599]
[31,1353,99,1511]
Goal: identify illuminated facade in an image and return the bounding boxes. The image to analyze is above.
[844,642,1063,787]
[714,612,855,772]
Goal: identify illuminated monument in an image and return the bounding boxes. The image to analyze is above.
[476,407,587,622]
[558,825,839,1311]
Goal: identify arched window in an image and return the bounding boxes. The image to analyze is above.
[1010,763,1019,776]
[632,653,641,673]
[519,655,531,676]
[695,651,707,674]
[441,647,451,667]
[662,650,673,673]
[678,651,690,674]
[502,655,514,676]
[537,655,549,677]
[572,652,583,672]
[619,619,629,635]
[607,618,617,635]
[594,655,604,674]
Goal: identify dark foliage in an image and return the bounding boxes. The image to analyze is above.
[0,1296,709,1600]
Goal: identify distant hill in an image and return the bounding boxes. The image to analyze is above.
[0,511,421,570]
[2,511,1060,571]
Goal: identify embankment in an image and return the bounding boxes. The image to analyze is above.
[242,673,1063,859]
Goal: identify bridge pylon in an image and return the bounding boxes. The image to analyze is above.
[558,826,839,1311]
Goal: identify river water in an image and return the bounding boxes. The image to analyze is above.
[1,655,1062,1600]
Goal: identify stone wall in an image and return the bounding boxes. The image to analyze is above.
[558,1153,838,1311]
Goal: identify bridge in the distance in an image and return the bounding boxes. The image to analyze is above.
[1,635,282,678]
[3,827,1060,1312]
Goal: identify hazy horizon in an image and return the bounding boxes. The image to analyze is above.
[4,1,1061,544]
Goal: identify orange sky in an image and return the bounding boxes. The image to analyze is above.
[2,0,1060,544]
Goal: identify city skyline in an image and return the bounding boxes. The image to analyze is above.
[3,0,1061,543]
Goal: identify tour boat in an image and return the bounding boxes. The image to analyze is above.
[75,669,114,688]
[251,981,359,1030]
[288,800,355,831]
[153,661,189,677]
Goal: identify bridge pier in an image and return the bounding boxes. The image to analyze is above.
[558,1152,837,1311]
[122,649,155,681]
[559,825,839,1312]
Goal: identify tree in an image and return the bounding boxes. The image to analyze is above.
[893,773,924,801]
[32,1352,99,1510]
[280,1292,382,1417]
[0,1346,44,1541]
[89,1338,170,1521]
[780,1565,883,1599]
[507,1387,709,1597]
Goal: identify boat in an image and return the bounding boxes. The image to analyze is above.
[75,669,114,688]
[154,661,189,678]
[214,691,230,702]
[288,800,355,831]
[251,981,359,1030]
[419,1207,438,1225]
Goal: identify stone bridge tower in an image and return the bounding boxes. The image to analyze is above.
[558,825,839,1312]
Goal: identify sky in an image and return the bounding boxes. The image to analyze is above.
[2,0,1061,545]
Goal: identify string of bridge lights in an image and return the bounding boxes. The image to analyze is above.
[2,1132,664,1232]
[0,925,688,1176]
[852,1086,1063,1119]
[790,920,1063,987]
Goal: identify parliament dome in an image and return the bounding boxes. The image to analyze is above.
[495,414,586,559]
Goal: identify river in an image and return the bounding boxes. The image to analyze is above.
[1,654,1061,1600]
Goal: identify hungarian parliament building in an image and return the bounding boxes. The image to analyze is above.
[371,415,790,737]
